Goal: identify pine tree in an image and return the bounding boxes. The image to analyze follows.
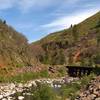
[70,24,73,28]
[96,31,100,46]
[95,19,100,28]
[72,25,79,41]
[3,20,6,24]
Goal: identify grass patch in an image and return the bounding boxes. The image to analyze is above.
[31,83,60,100]
[0,70,49,83]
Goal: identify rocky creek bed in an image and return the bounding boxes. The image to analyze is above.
[0,77,79,100]
[76,75,100,100]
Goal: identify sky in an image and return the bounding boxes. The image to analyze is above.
[0,0,100,43]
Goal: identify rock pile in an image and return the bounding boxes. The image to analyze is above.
[77,75,100,100]
[0,77,78,100]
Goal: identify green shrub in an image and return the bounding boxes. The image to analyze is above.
[60,83,81,100]
[59,74,95,100]
[3,70,49,83]
[39,70,49,78]
[58,67,66,76]
[32,84,57,100]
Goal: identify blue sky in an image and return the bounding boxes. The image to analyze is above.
[0,0,100,43]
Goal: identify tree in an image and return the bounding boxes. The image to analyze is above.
[96,29,100,47]
[70,24,73,28]
[93,53,100,65]
[3,20,6,24]
[95,19,100,28]
[72,25,79,41]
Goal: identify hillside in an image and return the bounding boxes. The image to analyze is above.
[31,11,100,66]
[0,11,99,81]
[0,20,35,68]
[0,19,66,81]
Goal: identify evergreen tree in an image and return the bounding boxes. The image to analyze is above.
[70,24,73,28]
[72,25,79,41]
[95,19,100,28]
[97,32,100,45]
[3,20,6,24]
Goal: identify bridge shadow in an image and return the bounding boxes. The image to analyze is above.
[66,66,97,77]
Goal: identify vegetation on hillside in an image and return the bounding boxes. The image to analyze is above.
[0,12,100,68]
[0,19,35,68]
[31,12,100,66]
[0,12,100,82]
[0,19,37,79]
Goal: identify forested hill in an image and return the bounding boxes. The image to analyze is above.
[0,11,100,68]
[31,11,100,66]
[0,20,35,68]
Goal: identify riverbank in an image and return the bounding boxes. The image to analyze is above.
[0,77,79,100]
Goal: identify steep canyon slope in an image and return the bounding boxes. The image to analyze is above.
[0,20,35,68]
[31,12,100,66]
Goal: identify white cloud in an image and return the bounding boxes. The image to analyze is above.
[0,0,79,13]
[0,0,16,10]
[61,0,79,6]
[18,0,79,12]
[42,9,100,30]
[18,0,52,13]
[0,0,53,12]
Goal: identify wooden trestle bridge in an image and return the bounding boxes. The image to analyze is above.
[66,66,100,77]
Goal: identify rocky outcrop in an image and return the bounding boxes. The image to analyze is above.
[76,76,100,100]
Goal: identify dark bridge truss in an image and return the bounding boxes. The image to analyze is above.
[66,66,98,77]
